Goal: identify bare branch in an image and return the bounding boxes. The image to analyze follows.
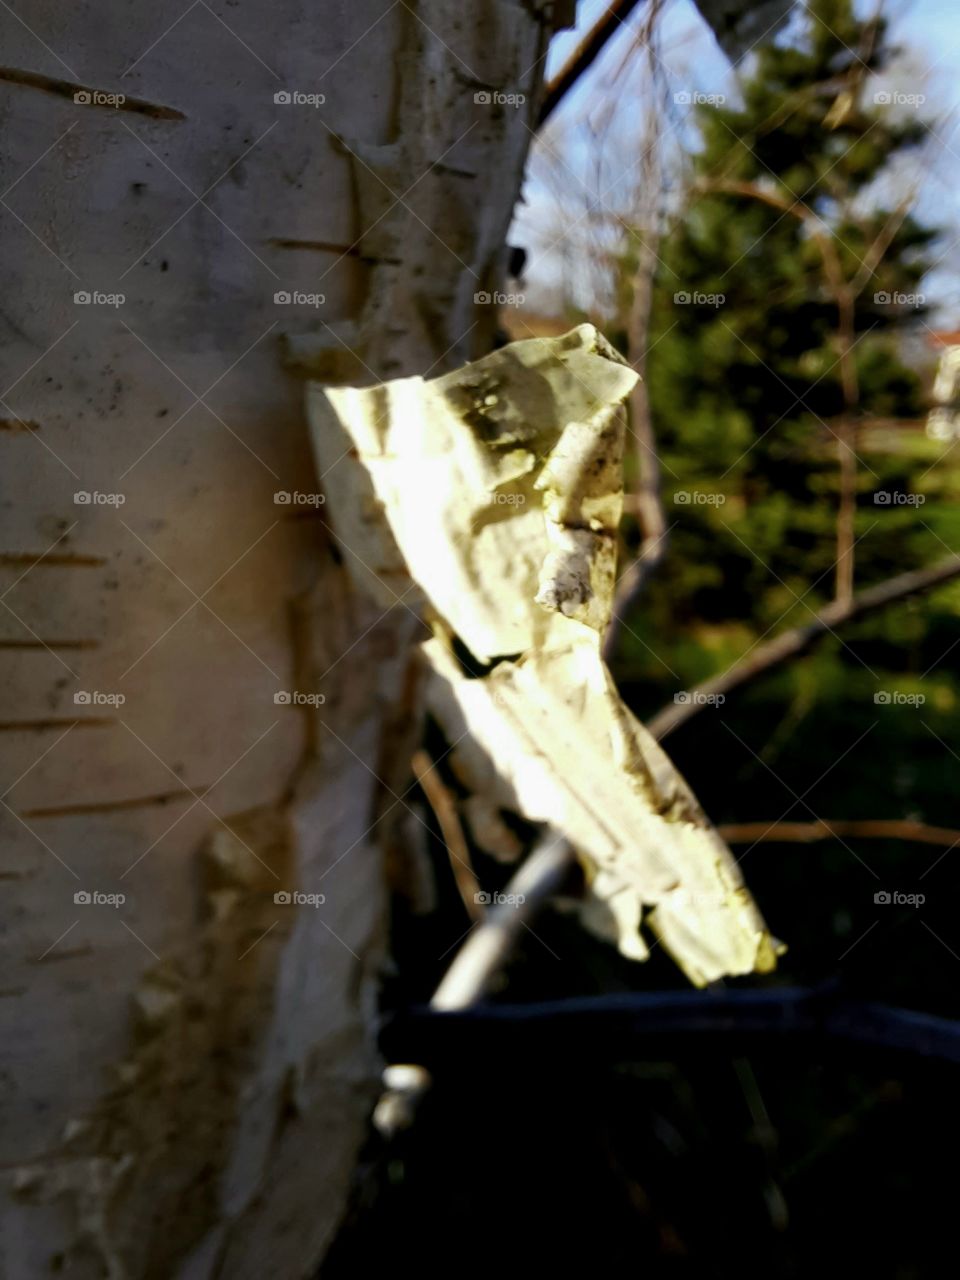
[383,987,960,1070]
[373,831,574,1135]
[604,244,668,660]
[693,175,928,607]
[412,748,483,923]
[835,287,859,607]
[849,190,919,297]
[718,819,960,848]
[603,1,670,662]
[538,0,647,127]
[431,831,573,1010]
[698,178,849,299]
[648,554,960,740]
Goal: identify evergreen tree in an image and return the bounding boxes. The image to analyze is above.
[627,0,943,660]
[611,2,960,959]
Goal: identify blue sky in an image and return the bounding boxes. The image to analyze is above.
[513,0,960,322]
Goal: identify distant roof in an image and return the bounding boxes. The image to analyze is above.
[927,331,960,346]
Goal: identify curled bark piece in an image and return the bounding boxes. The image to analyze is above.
[307,326,782,984]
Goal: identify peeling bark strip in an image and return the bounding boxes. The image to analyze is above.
[0,66,185,118]
[309,326,782,985]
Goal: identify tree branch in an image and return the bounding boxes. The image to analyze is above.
[698,179,848,298]
[648,554,960,740]
[382,987,960,1070]
[537,0,647,127]
[412,748,484,923]
[718,818,960,848]
[430,831,573,1009]
[373,831,575,1135]
[602,5,669,662]
[604,241,668,661]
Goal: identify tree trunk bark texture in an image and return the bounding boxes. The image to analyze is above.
[0,3,551,1275]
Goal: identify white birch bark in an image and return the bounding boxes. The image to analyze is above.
[0,3,552,1275]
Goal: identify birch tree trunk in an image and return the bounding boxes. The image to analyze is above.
[0,3,552,1275]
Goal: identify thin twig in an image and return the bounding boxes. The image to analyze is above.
[603,0,670,663]
[412,748,484,923]
[718,818,960,848]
